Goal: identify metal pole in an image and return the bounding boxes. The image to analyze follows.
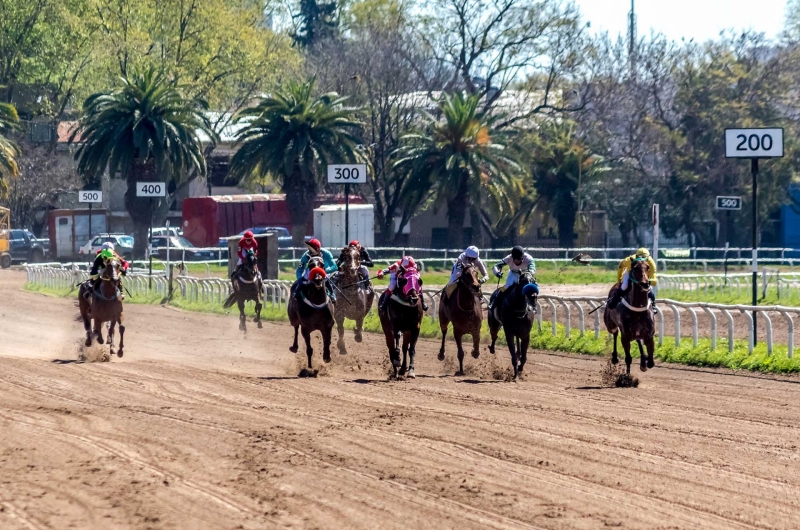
[149,197,154,290]
[345,183,350,246]
[88,203,93,242]
[652,204,659,271]
[752,158,758,344]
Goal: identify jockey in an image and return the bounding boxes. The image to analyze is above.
[337,239,373,285]
[377,256,428,311]
[488,246,537,309]
[295,238,338,303]
[86,243,128,299]
[237,231,259,266]
[444,245,489,298]
[609,247,658,313]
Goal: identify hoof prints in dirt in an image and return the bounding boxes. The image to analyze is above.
[442,353,515,382]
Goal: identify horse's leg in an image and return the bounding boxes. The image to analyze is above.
[301,327,314,368]
[455,332,465,376]
[519,333,530,373]
[470,328,481,359]
[117,317,125,358]
[255,301,263,328]
[336,312,347,355]
[505,328,519,380]
[622,336,633,375]
[399,331,410,376]
[94,319,104,344]
[392,331,401,368]
[322,322,333,364]
[438,319,449,362]
[354,315,364,343]
[407,325,419,379]
[645,336,656,369]
[611,332,619,365]
[238,298,248,333]
[290,325,299,353]
[81,306,92,347]
[488,315,499,355]
[107,319,116,356]
[637,340,647,372]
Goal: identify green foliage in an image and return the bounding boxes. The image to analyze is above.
[0,102,20,195]
[294,0,339,48]
[228,77,363,244]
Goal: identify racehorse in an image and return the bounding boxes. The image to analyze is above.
[438,263,483,376]
[223,249,263,333]
[378,266,424,379]
[331,246,374,355]
[487,271,538,380]
[78,257,125,358]
[604,259,656,374]
[288,259,335,369]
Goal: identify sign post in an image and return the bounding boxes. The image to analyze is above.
[725,128,784,344]
[327,164,367,246]
[652,204,659,272]
[136,182,166,287]
[78,190,103,242]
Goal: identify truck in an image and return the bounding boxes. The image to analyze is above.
[0,206,9,268]
[0,208,49,267]
[47,208,109,260]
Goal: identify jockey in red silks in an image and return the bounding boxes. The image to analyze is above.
[377,256,427,311]
[237,230,259,266]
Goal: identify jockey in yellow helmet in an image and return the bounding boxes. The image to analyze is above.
[610,247,658,313]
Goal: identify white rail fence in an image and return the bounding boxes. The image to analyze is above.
[25,265,800,359]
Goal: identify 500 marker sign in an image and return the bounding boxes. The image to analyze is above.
[716,196,742,210]
[78,190,103,203]
[136,182,166,197]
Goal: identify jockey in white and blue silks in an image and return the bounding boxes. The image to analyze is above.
[492,246,536,290]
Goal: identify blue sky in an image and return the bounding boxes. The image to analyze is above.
[574,0,789,42]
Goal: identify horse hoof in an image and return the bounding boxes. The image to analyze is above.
[289,346,298,354]
[84,339,92,347]
[392,358,401,368]
[338,347,347,356]
[647,358,655,369]
[354,334,363,343]
[455,370,465,377]
[117,350,123,358]
[640,364,648,373]
[471,350,480,359]
[323,353,332,364]
[407,369,416,379]
[611,355,619,365]
[437,351,445,362]
[488,345,495,355]
[257,322,263,329]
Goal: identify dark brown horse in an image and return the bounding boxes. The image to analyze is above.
[223,249,263,334]
[438,263,483,376]
[604,259,655,374]
[487,271,538,380]
[331,246,374,354]
[288,260,335,369]
[378,267,423,379]
[78,258,125,358]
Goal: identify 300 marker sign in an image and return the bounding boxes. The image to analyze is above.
[136,182,166,197]
[327,164,367,184]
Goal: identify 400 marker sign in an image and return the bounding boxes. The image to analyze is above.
[327,164,367,184]
[136,182,166,197]
[725,128,784,158]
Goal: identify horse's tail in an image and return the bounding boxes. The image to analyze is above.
[223,292,237,309]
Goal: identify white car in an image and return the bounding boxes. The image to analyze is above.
[78,234,134,260]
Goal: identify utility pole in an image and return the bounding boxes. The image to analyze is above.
[628,0,637,76]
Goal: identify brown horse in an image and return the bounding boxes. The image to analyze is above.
[331,246,374,354]
[604,259,655,374]
[78,258,125,358]
[288,259,335,369]
[223,249,263,334]
[378,267,423,379]
[438,263,484,376]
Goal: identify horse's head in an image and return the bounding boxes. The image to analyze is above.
[631,259,651,291]
[308,267,327,290]
[459,263,481,294]
[401,266,421,303]
[102,258,120,283]
[308,255,324,272]
[342,246,359,272]
[244,249,257,271]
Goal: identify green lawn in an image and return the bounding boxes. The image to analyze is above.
[26,282,800,374]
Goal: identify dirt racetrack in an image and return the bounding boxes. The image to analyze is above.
[2,270,800,529]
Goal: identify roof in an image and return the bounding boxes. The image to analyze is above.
[57,121,79,143]
[192,194,287,203]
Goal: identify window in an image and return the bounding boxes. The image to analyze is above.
[10,230,25,240]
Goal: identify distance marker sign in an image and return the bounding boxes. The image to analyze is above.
[725,128,784,158]
[78,190,103,203]
[136,182,166,197]
[327,164,367,184]
[716,196,742,210]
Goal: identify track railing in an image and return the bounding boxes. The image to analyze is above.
[25,265,800,358]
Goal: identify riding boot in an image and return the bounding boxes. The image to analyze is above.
[649,290,658,314]
[608,287,623,309]
[421,298,429,312]
[326,279,337,304]
[488,289,499,310]
[379,290,391,311]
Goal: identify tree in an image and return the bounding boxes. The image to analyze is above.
[0,102,20,197]
[293,0,339,48]
[72,69,215,258]
[393,92,519,247]
[228,78,363,245]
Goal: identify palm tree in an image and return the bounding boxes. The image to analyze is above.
[72,69,215,258]
[529,120,604,248]
[0,102,21,197]
[228,78,363,245]
[393,93,518,248]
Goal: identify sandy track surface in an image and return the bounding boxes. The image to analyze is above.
[2,270,800,529]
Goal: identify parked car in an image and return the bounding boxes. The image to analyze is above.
[6,229,48,264]
[238,227,310,248]
[149,236,218,261]
[150,227,183,237]
[78,234,134,260]
[217,238,230,260]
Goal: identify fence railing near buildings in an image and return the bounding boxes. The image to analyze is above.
[25,263,800,359]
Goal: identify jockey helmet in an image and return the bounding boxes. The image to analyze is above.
[465,246,479,259]
[348,240,360,248]
[100,249,114,260]
[511,246,524,260]
[401,256,416,269]
[306,238,322,253]
[243,230,254,240]
[636,247,650,258]
[101,242,115,251]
